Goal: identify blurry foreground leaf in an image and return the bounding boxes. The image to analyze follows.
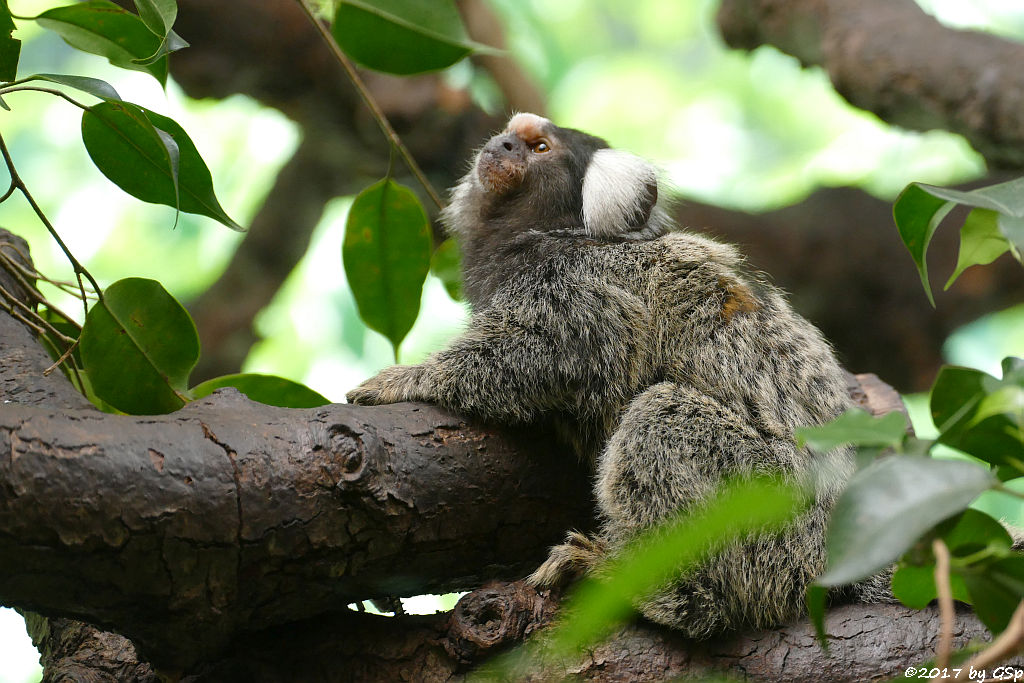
[805,583,828,648]
[815,456,996,587]
[795,408,908,453]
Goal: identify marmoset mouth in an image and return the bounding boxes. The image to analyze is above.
[476,152,526,194]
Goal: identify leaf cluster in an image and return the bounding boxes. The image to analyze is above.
[798,356,1024,640]
[1,0,484,410]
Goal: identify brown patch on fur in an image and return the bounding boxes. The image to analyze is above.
[719,278,759,322]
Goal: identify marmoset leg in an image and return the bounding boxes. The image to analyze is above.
[533,382,829,637]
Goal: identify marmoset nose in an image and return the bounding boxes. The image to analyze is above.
[483,133,525,159]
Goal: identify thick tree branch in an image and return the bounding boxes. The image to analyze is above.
[717,0,1024,168]
[0,394,591,671]
[0,222,1012,681]
[180,582,1019,682]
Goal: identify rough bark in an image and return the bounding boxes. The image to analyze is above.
[0,316,592,669]
[143,583,1022,682]
[717,0,1024,168]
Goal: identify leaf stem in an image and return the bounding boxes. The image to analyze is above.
[953,600,1024,680]
[0,85,89,110]
[0,129,103,308]
[949,545,1000,569]
[932,538,954,669]
[294,0,446,211]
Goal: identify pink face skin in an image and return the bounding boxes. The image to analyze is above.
[476,113,559,194]
[505,113,552,145]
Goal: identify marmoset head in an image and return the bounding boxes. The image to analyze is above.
[442,113,667,241]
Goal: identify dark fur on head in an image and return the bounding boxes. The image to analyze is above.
[443,113,669,308]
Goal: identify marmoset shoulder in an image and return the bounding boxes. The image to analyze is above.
[347,113,884,636]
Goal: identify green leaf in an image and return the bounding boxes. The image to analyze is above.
[79,278,199,415]
[894,177,1024,304]
[82,101,242,231]
[892,509,1009,610]
[893,183,954,306]
[962,556,1024,634]
[805,583,828,649]
[0,36,19,82]
[942,508,1013,556]
[999,215,1024,256]
[343,178,431,356]
[191,373,330,409]
[35,0,168,85]
[0,0,13,33]
[82,100,178,216]
[132,29,188,66]
[931,365,989,441]
[0,0,19,82]
[332,0,485,75]
[815,456,996,587]
[132,0,176,35]
[794,408,908,453]
[944,209,1011,290]
[22,73,121,100]
[430,238,463,301]
[892,564,970,609]
[932,364,1024,470]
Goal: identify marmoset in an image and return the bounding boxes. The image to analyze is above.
[347,113,883,637]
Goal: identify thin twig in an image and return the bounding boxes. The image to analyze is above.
[933,538,954,669]
[294,0,446,211]
[0,129,103,307]
[0,283,77,345]
[953,600,1024,681]
[0,86,89,110]
[43,340,78,376]
[0,251,84,331]
[0,299,46,335]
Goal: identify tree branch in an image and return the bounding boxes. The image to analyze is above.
[717,0,1024,168]
[0,218,1013,681]
[0,393,591,671]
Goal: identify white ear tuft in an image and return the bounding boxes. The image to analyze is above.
[581,149,659,237]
